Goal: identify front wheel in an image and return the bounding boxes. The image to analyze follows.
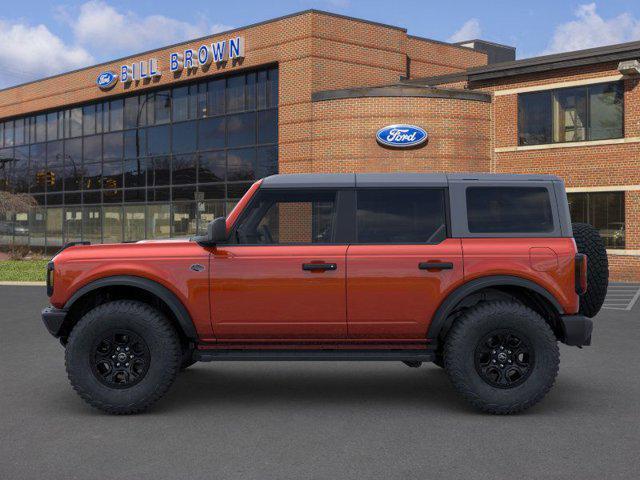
[65,300,181,414]
[443,301,559,414]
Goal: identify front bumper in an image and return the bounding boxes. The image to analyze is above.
[42,306,67,338]
[560,314,593,347]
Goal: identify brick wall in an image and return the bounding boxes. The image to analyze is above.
[406,37,487,79]
[309,95,491,174]
[473,63,640,281]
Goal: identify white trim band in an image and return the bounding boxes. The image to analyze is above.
[567,185,640,193]
[493,74,624,96]
[494,136,640,153]
[607,250,640,257]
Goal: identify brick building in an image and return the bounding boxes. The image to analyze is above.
[0,10,638,280]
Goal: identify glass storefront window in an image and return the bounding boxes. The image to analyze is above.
[46,207,64,248]
[0,67,278,250]
[29,207,46,248]
[103,206,123,243]
[147,204,170,238]
[83,206,102,243]
[64,207,83,243]
[124,205,145,241]
[172,202,197,237]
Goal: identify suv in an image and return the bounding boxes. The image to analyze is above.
[42,173,608,414]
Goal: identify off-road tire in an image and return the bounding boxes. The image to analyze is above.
[444,301,560,414]
[572,222,609,318]
[65,300,181,414]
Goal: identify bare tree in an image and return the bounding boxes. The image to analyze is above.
[0,191,37,216]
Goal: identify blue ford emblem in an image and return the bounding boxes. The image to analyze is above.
[376,124,428,148]
[96,71,118,90]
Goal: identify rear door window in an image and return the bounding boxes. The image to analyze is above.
[356,189,447,243]
[466,187,554,233]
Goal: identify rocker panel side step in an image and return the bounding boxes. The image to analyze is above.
[194,349,435,362]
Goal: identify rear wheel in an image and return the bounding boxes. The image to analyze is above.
[65,300,181,414]
[444,301,559,414]
[572,222,609,318]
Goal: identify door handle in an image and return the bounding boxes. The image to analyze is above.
[302,263,337,271]
[419,262,454,271]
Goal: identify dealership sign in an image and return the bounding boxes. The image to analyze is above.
[96,36,245,89]
[96,71,118,90]
[376,125,428,148]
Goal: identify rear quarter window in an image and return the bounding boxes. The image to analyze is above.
[466,187,554,233]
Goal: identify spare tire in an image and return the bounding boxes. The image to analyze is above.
[572,222,609,318]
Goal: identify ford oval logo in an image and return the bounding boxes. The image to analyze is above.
[96,71,118,90]
[376,124,428,148]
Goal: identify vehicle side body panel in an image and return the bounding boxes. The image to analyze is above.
[461,238,579,314]
[50,241,213,337]
[209,245,348,339]
[345,239,464,339]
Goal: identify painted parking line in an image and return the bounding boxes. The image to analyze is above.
[602,283,640,311]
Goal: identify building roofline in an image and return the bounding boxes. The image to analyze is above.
[453,39,516,51]
[406,34,479,53]
[401,71,469,86]
[312,84,491,103]
[0,9,408,95]
[467,39,640,81]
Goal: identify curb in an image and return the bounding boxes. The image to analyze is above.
[0,281,46,286]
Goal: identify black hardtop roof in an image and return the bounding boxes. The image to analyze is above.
[261,173,561,188]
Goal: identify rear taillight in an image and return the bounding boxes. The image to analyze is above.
[575,254,588,295]
[46,261,54,297]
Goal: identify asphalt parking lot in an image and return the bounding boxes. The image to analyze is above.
[1,286,639,480]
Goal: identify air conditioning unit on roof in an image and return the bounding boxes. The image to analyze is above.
[618,60,640,75]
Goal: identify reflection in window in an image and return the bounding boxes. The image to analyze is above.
[103,206,123,243]
[519,82,623,145]
[227,148,255,181]
[64,207,83,243]
[124,205,145,241]
[147,125,170,155]
[109,99,124,132]
[82,206,101,243]
[198,117,225,150]
[147,204,170,238]
[568,192,625,248]
[234,190,336,244]
[172,121,197,154]
[173,202,197,237]
[227,112,256,147]
[103,132,123,160]
[172,154,197,185]
[0,67,278,250]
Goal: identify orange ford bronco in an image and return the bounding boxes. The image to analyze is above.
[42,173,608,414]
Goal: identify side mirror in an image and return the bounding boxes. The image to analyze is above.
[194,216,227,246]
[208,216,228,244]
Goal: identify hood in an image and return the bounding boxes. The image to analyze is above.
[51,238,202,264]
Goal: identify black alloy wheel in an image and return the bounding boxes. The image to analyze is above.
[474,330,534,388]
[91,330,151,388]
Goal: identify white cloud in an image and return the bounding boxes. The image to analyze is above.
[68,1,232,57]
[0,1,235,88]
[448,19,481,43]
[543,3,640,54]
[0,20,93,88]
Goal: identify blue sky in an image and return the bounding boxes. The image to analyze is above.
[1,0,640,88]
